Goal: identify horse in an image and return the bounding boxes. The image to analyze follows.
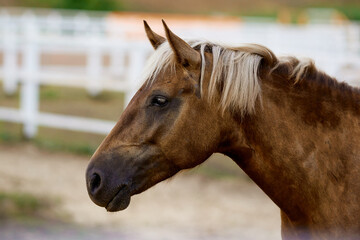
[86,20,360,239]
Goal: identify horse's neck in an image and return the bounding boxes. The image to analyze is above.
[227,74,360,228]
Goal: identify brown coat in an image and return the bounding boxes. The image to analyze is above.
[86,21,360,239]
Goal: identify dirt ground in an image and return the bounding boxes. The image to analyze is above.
[0,144,281,240]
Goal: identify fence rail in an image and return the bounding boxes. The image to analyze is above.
[0,8,359,138]
[0,8,153,138]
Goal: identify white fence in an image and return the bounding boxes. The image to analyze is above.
[0,8,360,138]
[0,8,152,138]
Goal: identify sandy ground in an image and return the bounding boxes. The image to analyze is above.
[0,144,281,240]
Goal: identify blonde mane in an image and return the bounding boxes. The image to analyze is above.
[142,40,315,115]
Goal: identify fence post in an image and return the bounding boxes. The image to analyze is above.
[125,45,147,105]
[86,24,103,96]
[2,12,18,95]
[347,23,360,65]
[74,12,89,35]
[47,11,62,36]
[110,44,125,78]
[20,12,40,138]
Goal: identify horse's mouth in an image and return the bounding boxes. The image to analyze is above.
[105,184,131,212]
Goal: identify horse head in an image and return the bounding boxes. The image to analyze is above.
[85,21,247,212]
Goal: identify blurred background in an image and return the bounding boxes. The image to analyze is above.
[0,0,359,239]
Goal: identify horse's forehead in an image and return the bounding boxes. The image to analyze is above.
[151,66,195,90]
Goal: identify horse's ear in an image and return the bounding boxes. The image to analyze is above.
[162,20,201,67]
[144,20,166,50]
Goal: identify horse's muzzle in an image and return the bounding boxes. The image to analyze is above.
[86,155,132,211]
[105,184,131,212]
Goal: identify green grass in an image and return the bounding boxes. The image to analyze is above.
[0,122,23,143]
[38,86,125,121]
[0,84,124,155]
[0,121,104,156]
[19,0,124,11]
[336,6,360,20]
[0,192,55,220]
[0,85,20,109]
[185,153,251,181]
[34,127,104,155]
[0,85,125,120]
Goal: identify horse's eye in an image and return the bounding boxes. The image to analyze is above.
[151,95,168,107]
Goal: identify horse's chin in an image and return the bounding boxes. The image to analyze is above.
[105,185,131,212]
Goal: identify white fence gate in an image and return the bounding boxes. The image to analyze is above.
[0,8,359,138]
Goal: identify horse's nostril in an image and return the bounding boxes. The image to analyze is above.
[90,173,101,194]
